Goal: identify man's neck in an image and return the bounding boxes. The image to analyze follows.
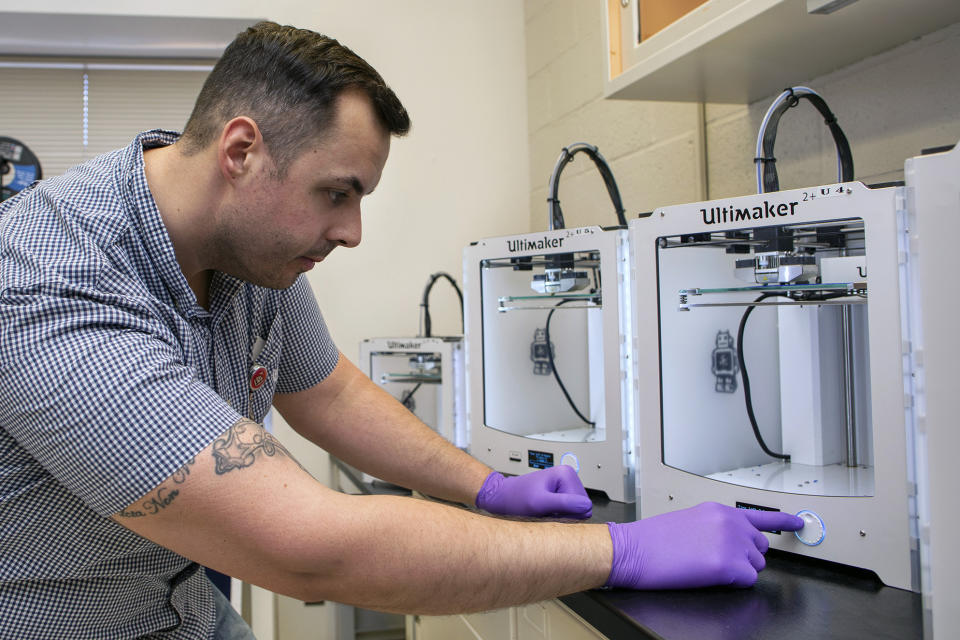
[143,143,219,309]
[187,270,214,310]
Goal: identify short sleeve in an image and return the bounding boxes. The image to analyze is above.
[0,282,241,517]
[274,275,341,394]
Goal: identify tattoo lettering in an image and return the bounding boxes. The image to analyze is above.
[171,458,196,484]
[211,419,294,474]
[118,487,180,518]
[144,487,179,513]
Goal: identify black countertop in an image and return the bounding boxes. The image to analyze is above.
[560,551,922,640]
[332,462,922,639]
[563,492,922,640]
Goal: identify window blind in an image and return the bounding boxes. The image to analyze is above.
[0,59,210,179]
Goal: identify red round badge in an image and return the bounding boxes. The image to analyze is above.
[249,366,268,390]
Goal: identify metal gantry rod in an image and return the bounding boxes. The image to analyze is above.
[841,303,859,467]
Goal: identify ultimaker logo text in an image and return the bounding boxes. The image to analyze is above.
[701,199,799,225]
[387,340,422,349]
[506,237,565,252]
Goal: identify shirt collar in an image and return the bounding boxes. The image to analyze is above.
[120,130,242,319]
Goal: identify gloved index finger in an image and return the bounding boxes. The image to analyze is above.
[548,465,590,497]
[741,509,804,532]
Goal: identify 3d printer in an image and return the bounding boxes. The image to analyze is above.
[359,335,466,449]
[464,143,637,502]
[463,225,636,502]
[358,272,468,482]
[631,180,918,588]
[630,88,920,590]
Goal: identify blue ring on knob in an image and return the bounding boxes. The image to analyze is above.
[560,452,580,473]
[795,510,825,546]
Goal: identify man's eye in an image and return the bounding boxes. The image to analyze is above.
[328,190,348,205]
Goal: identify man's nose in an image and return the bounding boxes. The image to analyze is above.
[331,208,362,248]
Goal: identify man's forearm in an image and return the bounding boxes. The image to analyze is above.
[290,492,613,614]
[275,356,491,505]
[112,419,610,616]
[326,393,490,504]
[113,419,797,618]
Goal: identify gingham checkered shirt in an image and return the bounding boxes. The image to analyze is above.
[0,130,340,638]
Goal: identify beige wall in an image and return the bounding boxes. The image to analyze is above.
[525,0,960,226]
[20,0,531,356]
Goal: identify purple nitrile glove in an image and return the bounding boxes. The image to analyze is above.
[475,467,593,519]
[606,501,804,590]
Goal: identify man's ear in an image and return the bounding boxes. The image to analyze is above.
[217,117,264,181]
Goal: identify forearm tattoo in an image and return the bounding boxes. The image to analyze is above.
[211,419,295,474]
[116,420,301,520]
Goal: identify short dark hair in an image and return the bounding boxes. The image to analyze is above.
[180,21,410,172]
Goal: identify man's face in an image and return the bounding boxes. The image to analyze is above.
[213,90,391,289]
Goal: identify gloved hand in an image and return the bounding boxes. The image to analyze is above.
[606,501,804,589]
[475,467,592,519]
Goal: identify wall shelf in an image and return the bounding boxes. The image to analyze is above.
[605,0,960,104]
[0,12,261,59]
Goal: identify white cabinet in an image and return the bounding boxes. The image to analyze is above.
[517,601,607,640]
[410,613,484,640]
[275,594,343,640]
[410,608,515,640]
[605,0,960,103]
[410,601,605,640]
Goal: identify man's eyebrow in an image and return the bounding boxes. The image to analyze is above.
[331,175,370,196]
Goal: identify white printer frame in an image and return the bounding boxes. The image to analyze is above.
[903,142,960,636]
[359,336,467,449]
[464,226,636,503]
[631,182,918,590]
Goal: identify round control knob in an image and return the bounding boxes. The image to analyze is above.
[795,510,825,546]
[560,452,580,473]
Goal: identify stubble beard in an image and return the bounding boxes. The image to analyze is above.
[200,224,303,290]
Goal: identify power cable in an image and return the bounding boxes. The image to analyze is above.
[419,272,463,337]
[545,298,595,427]
[546,142,626,230]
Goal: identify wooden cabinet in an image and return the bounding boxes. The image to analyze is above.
[605,0,960,103]
[638,0,711,43]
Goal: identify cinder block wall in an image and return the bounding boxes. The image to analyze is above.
[525,0,707,231]
[705,21,960,199]
[524,1,960,227]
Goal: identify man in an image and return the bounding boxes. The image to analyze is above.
[0,21,801,638]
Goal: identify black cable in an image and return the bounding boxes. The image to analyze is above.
[547,143,626,230]
[755,87,854,194]
[544,298,595,427]
[737,289,854,462]
[420,272,464,337]
[737,293,790,461]
[400,382,422,411]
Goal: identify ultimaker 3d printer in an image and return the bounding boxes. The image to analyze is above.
[631,176,920,589]
[463,226,636,502]
[359,336,466,449]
